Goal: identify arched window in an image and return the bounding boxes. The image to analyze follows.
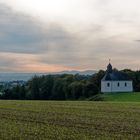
[107,83,110,87]
[118,82,120,87]
[125,82,127,87]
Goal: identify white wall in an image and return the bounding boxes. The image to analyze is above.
[101,81,133,93]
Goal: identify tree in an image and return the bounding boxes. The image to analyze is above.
[51,78,66,100]
[40,75,54,99]
[83,82,99,98]
[19,85,26,99]
[69,82,84,99]
[90,70,105,92]
[28,75,40,99]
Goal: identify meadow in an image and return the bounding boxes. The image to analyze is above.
[0,100,140,139]
[103,92,140,102]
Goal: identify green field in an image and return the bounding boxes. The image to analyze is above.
[103,92,140,102]
[0,100,140,139]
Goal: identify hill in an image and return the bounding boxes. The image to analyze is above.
[103,92,140,102]
[0,70,96,82]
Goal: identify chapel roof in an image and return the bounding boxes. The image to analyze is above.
[102,63,130,81]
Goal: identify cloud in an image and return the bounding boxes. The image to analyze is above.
[0,3,91,71]
[0,4,46,53]
[0,52,73,72]
[0,3,82,54]
[0,1,140,72]
[135,40,140,42]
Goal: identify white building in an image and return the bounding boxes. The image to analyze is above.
[101,63,133,93]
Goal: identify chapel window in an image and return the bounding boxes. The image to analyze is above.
[125,82,127,87]
[107,83,110,87]
[118,82,120,87]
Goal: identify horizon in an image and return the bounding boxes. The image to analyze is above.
[0,67,138,74]
[0,0,140,72]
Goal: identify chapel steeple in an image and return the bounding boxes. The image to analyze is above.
[107,59,112,73]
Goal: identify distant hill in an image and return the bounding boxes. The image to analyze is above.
[0,70,96,82]
[52,70,96,75]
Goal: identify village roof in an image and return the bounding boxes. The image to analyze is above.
[102,63,131,81]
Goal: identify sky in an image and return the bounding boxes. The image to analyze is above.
[0,0,140,72]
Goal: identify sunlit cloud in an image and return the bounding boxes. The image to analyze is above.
[0,1,140,72]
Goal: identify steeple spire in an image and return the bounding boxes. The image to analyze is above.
[107,60,112,73]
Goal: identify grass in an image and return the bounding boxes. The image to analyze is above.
[103,92,140,102]
[0,100,140,139]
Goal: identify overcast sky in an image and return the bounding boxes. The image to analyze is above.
[0,0,140,72]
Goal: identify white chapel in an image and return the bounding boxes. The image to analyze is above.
[101,63,133,93]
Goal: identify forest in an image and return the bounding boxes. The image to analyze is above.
[0,69,140,100]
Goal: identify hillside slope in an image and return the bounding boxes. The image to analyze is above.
[103,92,140,102]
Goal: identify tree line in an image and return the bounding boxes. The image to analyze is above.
[0,69,140,100]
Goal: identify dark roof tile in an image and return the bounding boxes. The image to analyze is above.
[102,70,130,81]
